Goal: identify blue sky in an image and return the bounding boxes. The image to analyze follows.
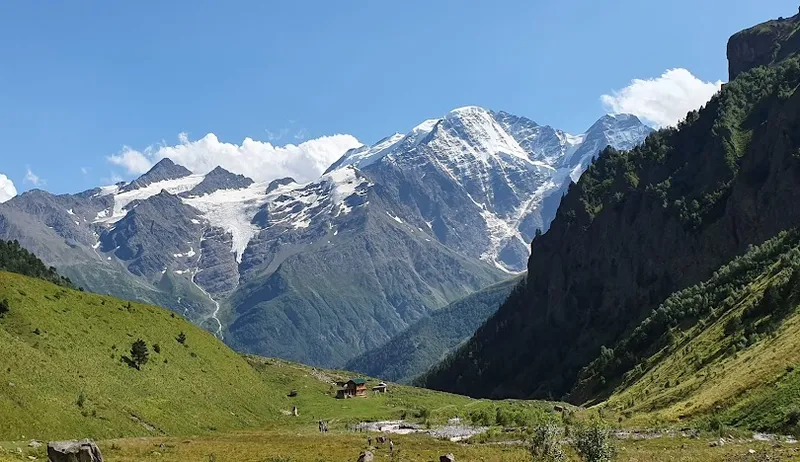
[0,0,795,197]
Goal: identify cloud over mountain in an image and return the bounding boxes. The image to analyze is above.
[0,174,16,203]
[601,68,723,127]
[108,132,362,183]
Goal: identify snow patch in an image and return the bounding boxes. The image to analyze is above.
[386,211,403,224]
[183,182,271,263]
[94,174,205,224]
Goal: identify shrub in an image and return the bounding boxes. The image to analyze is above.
[529,423,565,462]
[724,315,742,336]
[153,343,161,354]
[416,407,430,420]
[785,406,800,427]
[130,339,149,370]
[76,391,85,408]
[0,298,8,317]
[176,332,187,344]
[495,406,512,426]
[469,408,493,426]
[573,421,616,462]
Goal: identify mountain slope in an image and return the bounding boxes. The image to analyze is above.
[328,107,652,272]
[225,185,506,367]
[0,239,74,288]
[345,275,522,383]
[602,229,800,435]
[0,270,279,439]
[420,11,800,401]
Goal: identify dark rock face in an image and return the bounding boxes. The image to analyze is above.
[727,11,800,80]
[265,177,296,193]
[120,158,192,192]
[100,191,202,278]
[194,226,239,298]
[47,439,103,462]
[182,166,254,197]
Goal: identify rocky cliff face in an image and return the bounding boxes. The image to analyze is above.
[727,9,800,80]
[421,13,800,400]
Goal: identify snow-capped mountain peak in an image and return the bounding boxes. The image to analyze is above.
[119,158,193,193]
[322,106,652,271]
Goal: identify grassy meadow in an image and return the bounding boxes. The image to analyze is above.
[3,269,800,461]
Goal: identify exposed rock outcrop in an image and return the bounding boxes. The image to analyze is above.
[357,450,374,462]
[727,9,800,80]
[47,439,103,462]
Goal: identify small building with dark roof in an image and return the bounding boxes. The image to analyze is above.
[335,378,368,399]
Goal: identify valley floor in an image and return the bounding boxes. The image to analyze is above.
[3,426,800,461]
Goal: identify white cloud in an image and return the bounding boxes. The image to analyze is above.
[0,174,16,203]
[601,68,724,127]
[108,132,362,183]
[108,147,154,175]
[24,167,44,186]
[81,167,90,175]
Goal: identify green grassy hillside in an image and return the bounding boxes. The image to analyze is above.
[0,269,513,442]
[0,270,283,440]
[599,229,800,434]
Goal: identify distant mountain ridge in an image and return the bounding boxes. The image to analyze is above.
[0,106,652,367]
[346,275,522,383]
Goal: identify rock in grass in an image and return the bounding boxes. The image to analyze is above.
[440,454,456,462]
[47,439,103,462]
[357,451,374,462]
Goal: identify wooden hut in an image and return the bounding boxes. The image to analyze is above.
[336,378,368,398]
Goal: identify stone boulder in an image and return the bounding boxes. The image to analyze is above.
[357,451,374,462]
[440,454,455,462]
[47,439,103,462]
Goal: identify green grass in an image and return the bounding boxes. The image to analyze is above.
[0,270,282,440]
[0,270,553,443]
[604,248,800,434]
[4,425,800,461]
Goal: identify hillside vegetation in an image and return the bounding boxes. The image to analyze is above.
[347,276,521,383]
[0,271,281,439]
[599,229,800,434]
[0,240,74,288]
